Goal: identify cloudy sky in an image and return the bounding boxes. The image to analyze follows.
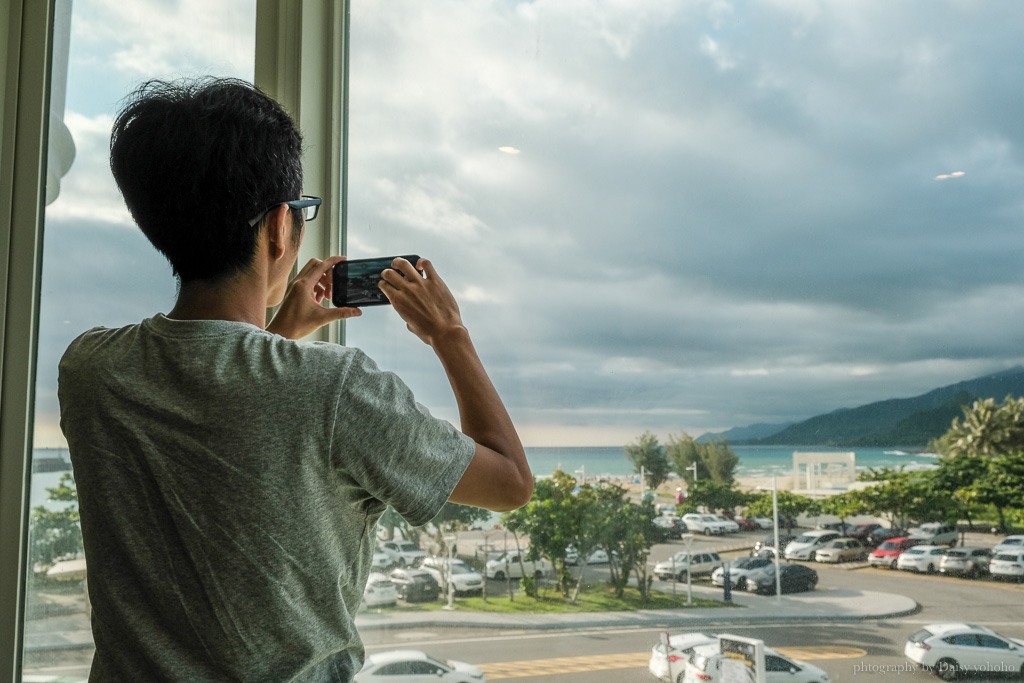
[34,0,1024,448]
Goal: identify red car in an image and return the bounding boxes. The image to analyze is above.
[868,537,921,569]
[735,517,760,531]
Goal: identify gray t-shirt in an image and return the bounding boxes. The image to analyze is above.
[57,314,475,682]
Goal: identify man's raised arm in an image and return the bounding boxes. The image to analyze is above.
[380,257,533,512]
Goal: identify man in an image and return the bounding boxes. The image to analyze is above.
[57,77,532,681]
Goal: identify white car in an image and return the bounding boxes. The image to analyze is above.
[939,547,993,578]
[648,632,716,682]
[654,551,723,581]
[681,514,731,536]
[990,551,1024,582]
[371,547,393,570]
[993,535,1024,554]
[379,540,428,568]
[354,650,485,682]
[896,545,948,574]
[684,642,831,683]
[905,623,1024,681]
[362,572,399,608]
[710,556,773,591]
[565,545,614,566]
[783,530,841,561]
[749,516,774,530]
[711,515,740,533]
[485,551,553,579]
[908,522,958,547]
[420,558,485,595]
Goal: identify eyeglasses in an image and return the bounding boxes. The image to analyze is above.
[247,195,322,227]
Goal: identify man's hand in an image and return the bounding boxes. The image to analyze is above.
[267,256,361,340]
[380,258,465,347]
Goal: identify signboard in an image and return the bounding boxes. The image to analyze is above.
[718,634,765,683]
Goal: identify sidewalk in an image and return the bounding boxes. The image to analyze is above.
[353,583,919,633]
[24,584,918,653]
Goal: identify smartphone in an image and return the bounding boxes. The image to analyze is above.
[331,255,421,307]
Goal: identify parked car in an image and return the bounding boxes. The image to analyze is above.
[908,522,958,547]
[648,632,717,682]
[681,513,732,535]
[990,551,1024,582]
[734,517,760,531]
[816,522,855,535]
[654,515,685,539]
[747,516,774,530]
[896,545,948,574]
[905,623,1024,681]
[870,527,907,545]
[848,523,883,543]
[711,514,740,533]
[389,567,441,602]
[710,556,773,591]
[420,557,485,595]
[869,537,921,569]
[654,551,724,581]
[565,545,614,566]
[485,551,552,579]
[362,573,399,608]
[783,530,841,561]
[993,535,1024,554]
[379,540,427,568]
[371,547,393,571]
[939,547,993,578]
[814,538,868,564]
[745,563,819,594]
[354,650,485,682]
[752,534,796,558]
[684,642,831,683]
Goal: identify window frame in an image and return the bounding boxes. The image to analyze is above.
[0,1,350,678]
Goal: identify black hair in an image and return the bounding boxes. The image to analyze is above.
[109,77,303,282]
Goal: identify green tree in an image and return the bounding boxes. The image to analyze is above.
[683,479,747,515]
[594,486,660,603]
[699,436,740,484]
[816,491,868,530]
[502,470,580,597]
[29,473,82,569]
[624,431,671,491]
[745,490,818,534]
[943,396,1024,457]
[665,432,706,483]
[854,468,948,529]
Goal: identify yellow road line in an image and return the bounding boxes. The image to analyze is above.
[478,646,866,679]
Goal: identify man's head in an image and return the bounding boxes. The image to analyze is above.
[110,78,304,283]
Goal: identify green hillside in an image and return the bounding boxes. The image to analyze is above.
[740,367,1024,447]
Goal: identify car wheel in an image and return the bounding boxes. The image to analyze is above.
[926,563,935,574]
[677,571,687,582]
[809,551,817,562]
[397,558,406,567]
[534,570,544,579]
[968,566,978,579]
[890,559,898,569]
[704,527,712,535]
[494,571,506,581]
[935,658,960,681]
[735,577,747,591]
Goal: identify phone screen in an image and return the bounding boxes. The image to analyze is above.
[331,255,421,307]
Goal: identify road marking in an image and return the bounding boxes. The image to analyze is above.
[480,652,650,679]
[775,646,866,660]
[476,646,867,679]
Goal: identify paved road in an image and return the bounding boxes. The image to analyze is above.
[354,540,1024,682]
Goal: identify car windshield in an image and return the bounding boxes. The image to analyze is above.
[1003,538,1023,546]
[450,565,471,575]
[946,551,966,558]
[398,543,419,552]
[879,541,899,550]
[905,549,924,555]
[794,535,815,543]
[995,554,1021,561]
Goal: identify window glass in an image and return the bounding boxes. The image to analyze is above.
[25,1,256,678]
[977,635,1010,650]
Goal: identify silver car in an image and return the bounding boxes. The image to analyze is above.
[939,547,993,578]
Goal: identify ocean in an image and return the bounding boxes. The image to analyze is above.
[523,445,939,482]
[27,445,939,511]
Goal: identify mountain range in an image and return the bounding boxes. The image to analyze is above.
[699,366,1024,447]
